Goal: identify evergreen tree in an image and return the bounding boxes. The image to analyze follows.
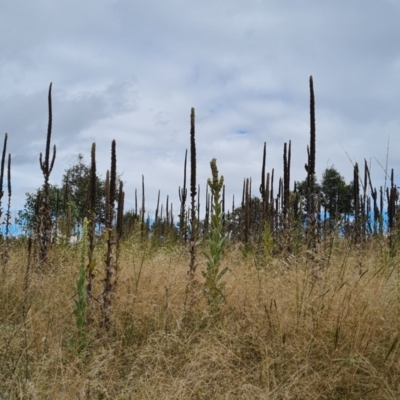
[296,166,353,222]
[320,166,353,219]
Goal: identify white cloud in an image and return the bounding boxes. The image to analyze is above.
[1,0,400,220]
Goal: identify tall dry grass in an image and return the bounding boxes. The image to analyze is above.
[1,235,400,399]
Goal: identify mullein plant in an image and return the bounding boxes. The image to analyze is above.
[73,218,89,352]
[3,153,12,265]
[102,140,121,331]
[305,75,317,248]
[202,159,228,313]
[188,108,197,281]
[0,133,8,244]
[38,83,56,267]
[86,143,97,304]
[184,109,198,321]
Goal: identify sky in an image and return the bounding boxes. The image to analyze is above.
[1,0,400,222]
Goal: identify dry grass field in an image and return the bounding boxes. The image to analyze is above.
[1,235,400,399]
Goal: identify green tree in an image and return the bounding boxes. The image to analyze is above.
[225,196,264,242]
[296,166,353,222]
[16,184,65,234]
[320,166,353,219]
[61,154,106,229]
[296,175,321,222]
[17,155,107,236]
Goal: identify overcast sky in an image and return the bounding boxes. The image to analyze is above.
[1,0,400,220]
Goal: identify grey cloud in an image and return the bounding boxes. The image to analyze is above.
[0,77,138,166]
[154,111,170,127]
[2,0,400,214]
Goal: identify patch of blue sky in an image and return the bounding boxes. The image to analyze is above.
[0,223,22,236]
[236,129,248,135]
[320,210,390,234]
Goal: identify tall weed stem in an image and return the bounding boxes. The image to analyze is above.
[202,159,227,313]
